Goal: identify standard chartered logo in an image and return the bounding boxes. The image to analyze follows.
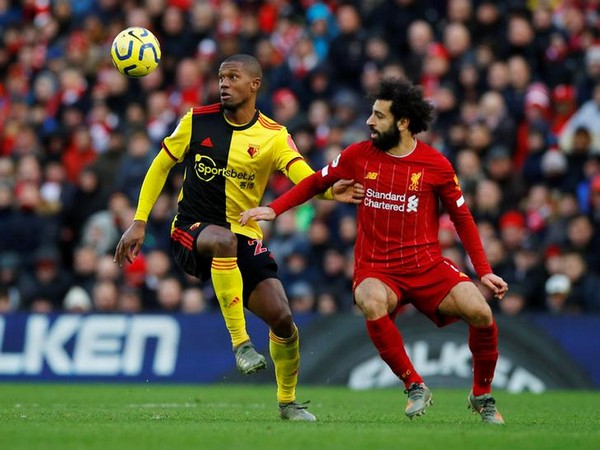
[194,154,256,182]
[406,195,419,212]
[364,188,419,212]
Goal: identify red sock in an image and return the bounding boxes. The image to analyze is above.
[469,320,499,396]
[366,316,422,388]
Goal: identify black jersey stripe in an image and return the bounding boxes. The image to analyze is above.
[177,107,233,226]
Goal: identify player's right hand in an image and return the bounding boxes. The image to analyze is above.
[113,220,146,267]
[239,207,276,226]
[481,273,508,300]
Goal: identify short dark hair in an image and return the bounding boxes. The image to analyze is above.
[222,54,263,79]
[371,78,435,135]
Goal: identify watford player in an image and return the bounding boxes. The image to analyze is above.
[114,54,362,421]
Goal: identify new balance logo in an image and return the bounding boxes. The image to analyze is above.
[201,137,213,147]
[365,171,378,180]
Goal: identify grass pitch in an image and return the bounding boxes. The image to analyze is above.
[0,384,598,450]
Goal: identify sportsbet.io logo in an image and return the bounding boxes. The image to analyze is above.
[194,155,218,181]
[194,154,256,183]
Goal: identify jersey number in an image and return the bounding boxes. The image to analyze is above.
[248,239,268,255]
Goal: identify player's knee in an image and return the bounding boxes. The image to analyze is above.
[354,295,388,319]
[210,230,238,256]
[268,309,294,338]
[354,281,391,319]
[467,302,493,327]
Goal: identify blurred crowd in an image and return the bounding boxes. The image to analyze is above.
[0,0,600,316]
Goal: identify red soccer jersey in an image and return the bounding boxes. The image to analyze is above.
[270,140,492,278]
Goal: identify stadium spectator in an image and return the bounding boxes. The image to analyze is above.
[71,245,99,297]
[20,246,72,312]
[404,20,435,83]
[315,246,353,309]
[327,4,367,92]
[113,129,155,205]
[270,87,306,131]
[279,243,317,290]
[90,130,126,196]
[544,273,575,314]
[118,285,144,314]
[305,2,337,62]
[472,179,503,225]
[0,287,11,313]
[559,82,600,153]
[498,209,528,252]
[497,284,527,316]
[315,290,340,315]
[0,252,22,311]
[561,251,600,313]
[61,166,109,251]
[454,148,485,199]
[9,164,62,254]
[61,125,98,184]
[80,191,132,256]
[63,285,93,313]
[143,192,177,254]
[91,279,119,312]
[484,145,527,210]
[288,280,316,314]
[564,214,600,273]
[156,275,184,312]
[181,286,209,314]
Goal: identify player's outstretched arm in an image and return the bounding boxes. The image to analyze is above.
[480,273,509,300]
[239,207,276,226]
[114,220,147,266]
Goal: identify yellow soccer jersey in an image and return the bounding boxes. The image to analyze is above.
[161,103,307,240]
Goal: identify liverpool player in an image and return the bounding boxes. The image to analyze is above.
[240,78,508,424]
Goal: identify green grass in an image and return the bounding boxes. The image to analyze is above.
[0,384,598,450]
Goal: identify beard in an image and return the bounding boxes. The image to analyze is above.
[371,126,401,151]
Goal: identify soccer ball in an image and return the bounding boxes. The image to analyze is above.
[110,27,161,77]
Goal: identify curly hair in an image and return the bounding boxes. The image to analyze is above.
[371,78,435,135]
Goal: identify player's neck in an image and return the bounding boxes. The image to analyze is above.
[387,136,417,157]
[223,105,256,126]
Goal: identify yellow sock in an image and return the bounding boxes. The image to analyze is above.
[269,324,299,404]
[211,257,249,348]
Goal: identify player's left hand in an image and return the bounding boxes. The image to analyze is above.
[239,206,276,226]
[481,273,508,300]
[333,179,364,204]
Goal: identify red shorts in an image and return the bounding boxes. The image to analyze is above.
[354,257,473,327]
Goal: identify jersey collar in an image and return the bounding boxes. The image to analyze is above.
[223,108,260,131]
